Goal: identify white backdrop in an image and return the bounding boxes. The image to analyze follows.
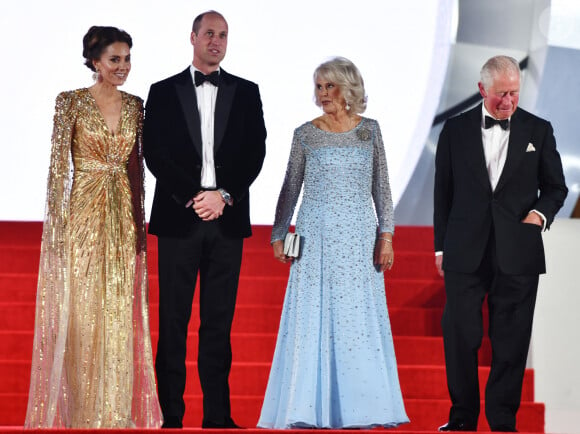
[0,0,454,223]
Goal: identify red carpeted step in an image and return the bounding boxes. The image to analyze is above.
[212,397,545,433]
[0,330,494,367]
[0,359,536,403]
[0,395,545,433]
[386,278,445,307]
[147,276,446,307]
[0,392,544,432]
[0,302,446,336]
[0,273,291,306]
[0,222,42,246]
[149,304,445,336]
[143,249,441,280]
[0,274,38,302]
[0,222,545,432]
[0,248,437,283]
[0,246,439,281]
[0,274,447,310]
[0,247,39,274]
[0,331,31,360]
[0,223,435,252]
[166,304,445,336]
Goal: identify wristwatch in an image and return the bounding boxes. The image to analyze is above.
[218,188,233,206]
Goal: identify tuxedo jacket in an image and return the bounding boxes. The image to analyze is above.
[143,67,267,239]
[434,104,567,275]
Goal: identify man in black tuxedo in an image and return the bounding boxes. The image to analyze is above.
[434,55,567,432]
[143,10,266,429]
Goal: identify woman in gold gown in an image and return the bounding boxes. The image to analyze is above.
[24,26,163,428]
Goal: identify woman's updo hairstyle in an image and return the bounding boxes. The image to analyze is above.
[82,26,132,72]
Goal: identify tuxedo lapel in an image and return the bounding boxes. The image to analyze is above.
[175,69,203,157]
[462,105,492,192]
[494,109,528,193]
[214,69,236,153]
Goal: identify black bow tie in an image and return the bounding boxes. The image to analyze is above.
[194,70,220,87]
[484,116,509,130]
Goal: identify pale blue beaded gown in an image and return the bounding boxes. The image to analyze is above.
[258,118,409,429]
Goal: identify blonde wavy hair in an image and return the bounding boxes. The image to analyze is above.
[313,56,367,114]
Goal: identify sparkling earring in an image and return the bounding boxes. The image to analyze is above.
[92,70,100,82]
[345,102,351,111]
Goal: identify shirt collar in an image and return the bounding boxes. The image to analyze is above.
[189,64,221,83]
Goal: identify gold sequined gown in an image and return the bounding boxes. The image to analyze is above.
[24,89,163,428]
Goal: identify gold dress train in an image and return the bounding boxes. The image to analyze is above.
[24,89,163,428]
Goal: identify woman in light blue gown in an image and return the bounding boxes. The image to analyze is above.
[257,57,409,429]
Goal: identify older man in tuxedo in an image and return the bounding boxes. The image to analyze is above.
[434,55,567,432]
[143,10,266,429]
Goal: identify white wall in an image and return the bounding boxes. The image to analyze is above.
[530,8,580,430]
[531,219,580,434]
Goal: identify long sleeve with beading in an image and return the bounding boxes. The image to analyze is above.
[370,121,394,234]
[271,128,306,242]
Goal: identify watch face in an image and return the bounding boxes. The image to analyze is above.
[219,189,231,204]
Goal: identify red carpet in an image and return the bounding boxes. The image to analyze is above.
[0,222,545,432]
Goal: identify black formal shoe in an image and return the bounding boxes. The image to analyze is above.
[491,425,517,432]
[438,421,477,431]
[202,418,242,429]
[162,417,183,429]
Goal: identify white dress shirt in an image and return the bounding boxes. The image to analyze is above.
[190,64,218,189]
[481,105,510,192]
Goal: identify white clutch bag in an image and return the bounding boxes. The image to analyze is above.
[283,232,301,258]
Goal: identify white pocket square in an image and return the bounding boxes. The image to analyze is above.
[526,143,536,152]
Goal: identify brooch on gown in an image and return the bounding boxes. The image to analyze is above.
[356,127,371,141]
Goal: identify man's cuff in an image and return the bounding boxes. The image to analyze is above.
[530,209,547,231]
[435,251,443,256]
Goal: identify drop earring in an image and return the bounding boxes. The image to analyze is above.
[345,102,351,111]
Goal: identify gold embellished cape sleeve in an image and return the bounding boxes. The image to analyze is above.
[25,90,77,427]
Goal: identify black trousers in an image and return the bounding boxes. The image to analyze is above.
[155,221,243,426]
[442,234,539,430]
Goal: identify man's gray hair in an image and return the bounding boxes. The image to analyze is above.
[480,55,520,89]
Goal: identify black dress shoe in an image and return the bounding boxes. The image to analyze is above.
[438,421,477,431]
[202,418,242,429]
[162,417,183,429]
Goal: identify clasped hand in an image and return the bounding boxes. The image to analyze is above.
[192,191,225,221]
